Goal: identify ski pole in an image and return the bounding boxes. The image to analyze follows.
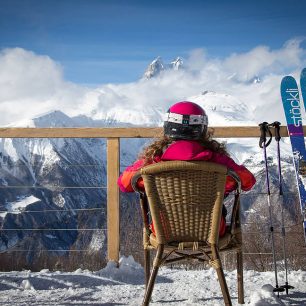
[272,121,294,295]
[259,122,284,294]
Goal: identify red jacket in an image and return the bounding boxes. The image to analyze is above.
[118,140,256,237]
[118,140,256,193]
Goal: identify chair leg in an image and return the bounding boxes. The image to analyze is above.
[142,245,164,306]
[211,245,232,306]
[237,250,244,304]
[144,248,150,288]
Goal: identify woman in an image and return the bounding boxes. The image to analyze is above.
[118,101,256,236]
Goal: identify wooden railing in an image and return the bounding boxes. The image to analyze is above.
[0,126,299,263]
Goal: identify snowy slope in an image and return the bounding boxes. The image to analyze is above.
[0,195,40,218]
[189,91,254,125]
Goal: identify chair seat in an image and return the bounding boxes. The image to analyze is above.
[148,227,242,252]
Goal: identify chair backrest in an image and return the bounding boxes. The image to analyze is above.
[140,160,230,245]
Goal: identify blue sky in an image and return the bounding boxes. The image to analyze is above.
[1,0,306,85]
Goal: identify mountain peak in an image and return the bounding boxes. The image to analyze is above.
[170,57,183,70]
[143,56,183,79]
[143,56,165,79]
[33,110,75,127]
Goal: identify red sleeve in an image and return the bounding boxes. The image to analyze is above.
[225,168,256,193]
[211,153,256,193]
[232,167,256,191]
[117,159,145,192]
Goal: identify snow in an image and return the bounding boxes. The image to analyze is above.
[187,92,256,128]
[0,138,19,162]
[52,193,66,208]
[89,229,106,251]
[0,195,40,218]
[44,234,57,239]
[143,56,165,79]
[0,256,305,305]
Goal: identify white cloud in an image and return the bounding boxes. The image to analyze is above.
[0,48,86,125]
[223,39,305,81]
[0,48,62,101]
[0,39,305,126]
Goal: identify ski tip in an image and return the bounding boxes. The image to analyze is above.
[281,75,296,82]
[281,75,298,93]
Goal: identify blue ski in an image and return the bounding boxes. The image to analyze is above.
[300,68,306,109]
[280,75,306,243]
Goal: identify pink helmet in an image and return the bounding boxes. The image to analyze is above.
[164,101,208,140]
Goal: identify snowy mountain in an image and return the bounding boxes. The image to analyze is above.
[143,56,183,79]
[170,56,183,70]
[0,89,301,270]
[0,111,147,269]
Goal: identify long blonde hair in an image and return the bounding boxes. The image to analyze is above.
[139,131,228,166]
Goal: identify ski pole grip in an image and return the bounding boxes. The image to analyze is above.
[259,122,272,148]
[259,122,267,148]
[272,121,281,141]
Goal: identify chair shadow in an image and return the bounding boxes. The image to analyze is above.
[153,299,188,304]
[198,296,224,303]
[30,303,124,306]
[280,290,306,305]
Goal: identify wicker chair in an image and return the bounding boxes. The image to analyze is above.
[131,160,244,306]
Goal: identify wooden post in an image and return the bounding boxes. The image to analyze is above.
[107,138,120,264]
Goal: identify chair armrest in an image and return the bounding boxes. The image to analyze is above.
[228,169,241,193]
[131,171,143,195]
[131,171,152,236]
[230,192,241,232]
[227,170,242,234]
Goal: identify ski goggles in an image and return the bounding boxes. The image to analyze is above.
[164,112,208,126]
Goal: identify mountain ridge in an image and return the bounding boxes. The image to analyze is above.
[143,56,183,79]
[0,68,301,270]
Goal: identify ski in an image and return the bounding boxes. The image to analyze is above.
[300,68,306,109]
[280,75,306,243]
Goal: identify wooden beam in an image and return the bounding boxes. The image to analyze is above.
[0,127,162,138]
[107,138,120,264]
[0,126,300,138]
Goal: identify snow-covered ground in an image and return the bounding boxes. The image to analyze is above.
[0,195,40,218]
[0,256,305,305]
